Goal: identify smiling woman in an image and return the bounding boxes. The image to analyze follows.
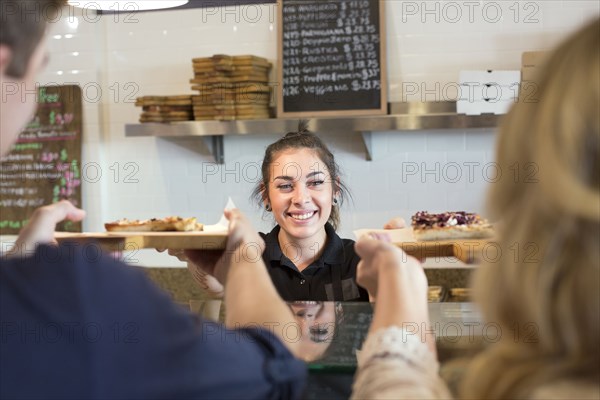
[250,121,370,302]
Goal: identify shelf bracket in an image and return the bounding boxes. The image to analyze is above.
[159,135,225,164]
[360,131,374,161]
[204,136,224,164]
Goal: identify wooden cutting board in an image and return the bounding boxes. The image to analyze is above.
[355,228,493,264]
[54,231,227,252]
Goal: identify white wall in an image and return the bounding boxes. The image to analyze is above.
[36,0,599,266]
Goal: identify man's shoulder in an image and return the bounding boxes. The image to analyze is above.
[0,243,187,341]
[1,243,142,276]
[0,243,154,302]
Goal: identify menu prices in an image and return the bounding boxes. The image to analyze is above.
[277,0,387,116]
[0,85,82,235]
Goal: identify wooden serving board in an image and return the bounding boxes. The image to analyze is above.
[355,228,493,264]
[54,231,228,252]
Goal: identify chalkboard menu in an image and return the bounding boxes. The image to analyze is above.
[0,85,83,235]
[277,0,387,117]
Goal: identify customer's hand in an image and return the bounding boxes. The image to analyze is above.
[383,217,406,229]
[183,209,265,286]
[355,233,426,302]
[355,233,434,354]
[9,200,85,256]
[354,232,394,297]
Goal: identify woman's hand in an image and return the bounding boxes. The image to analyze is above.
[9,200,86,257]
[383,217,406,230]
[183,209,265,286]
[157,248,225,298]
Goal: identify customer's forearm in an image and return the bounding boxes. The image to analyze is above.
[224,260,300,355]
[370,266,436,354]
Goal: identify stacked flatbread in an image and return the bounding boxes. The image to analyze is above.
[190,55,272,121]
[135,96,193,123]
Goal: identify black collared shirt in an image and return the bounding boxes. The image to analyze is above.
[260,223,369,302]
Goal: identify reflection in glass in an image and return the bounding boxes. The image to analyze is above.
[288,301,343,362]
[187,299,374,367]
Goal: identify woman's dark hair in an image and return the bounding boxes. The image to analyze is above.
[251,120,350,230]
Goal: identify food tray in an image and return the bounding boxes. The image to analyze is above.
[54,231,228,252]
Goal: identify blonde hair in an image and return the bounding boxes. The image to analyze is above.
[460,18,600,399]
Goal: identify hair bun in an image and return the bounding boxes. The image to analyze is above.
[283,120,310,139]
[297,119,310,133]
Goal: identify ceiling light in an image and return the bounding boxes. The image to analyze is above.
[68,1,189,11]
[67,17,79,30]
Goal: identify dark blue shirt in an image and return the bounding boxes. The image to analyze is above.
[260,223,369,302]
[0,244,306,399]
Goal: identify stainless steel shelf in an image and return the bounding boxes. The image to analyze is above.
[125,102,501,163]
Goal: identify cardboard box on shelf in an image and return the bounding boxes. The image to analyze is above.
[522,51,549,68]
[457,70,520,115]
[457,98,516,115]
[521,66,540,83]
[520,51,548,101]
[459,70,520,87]
[458,84,518,103]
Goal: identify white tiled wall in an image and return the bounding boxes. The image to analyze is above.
[34,1,599,266]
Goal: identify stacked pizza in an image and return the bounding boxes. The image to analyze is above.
[190,54,272,121]
[135,96,193,123]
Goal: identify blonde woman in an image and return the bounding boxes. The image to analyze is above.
[351,17,600,400]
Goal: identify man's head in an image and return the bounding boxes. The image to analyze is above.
[0,0,66,156]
